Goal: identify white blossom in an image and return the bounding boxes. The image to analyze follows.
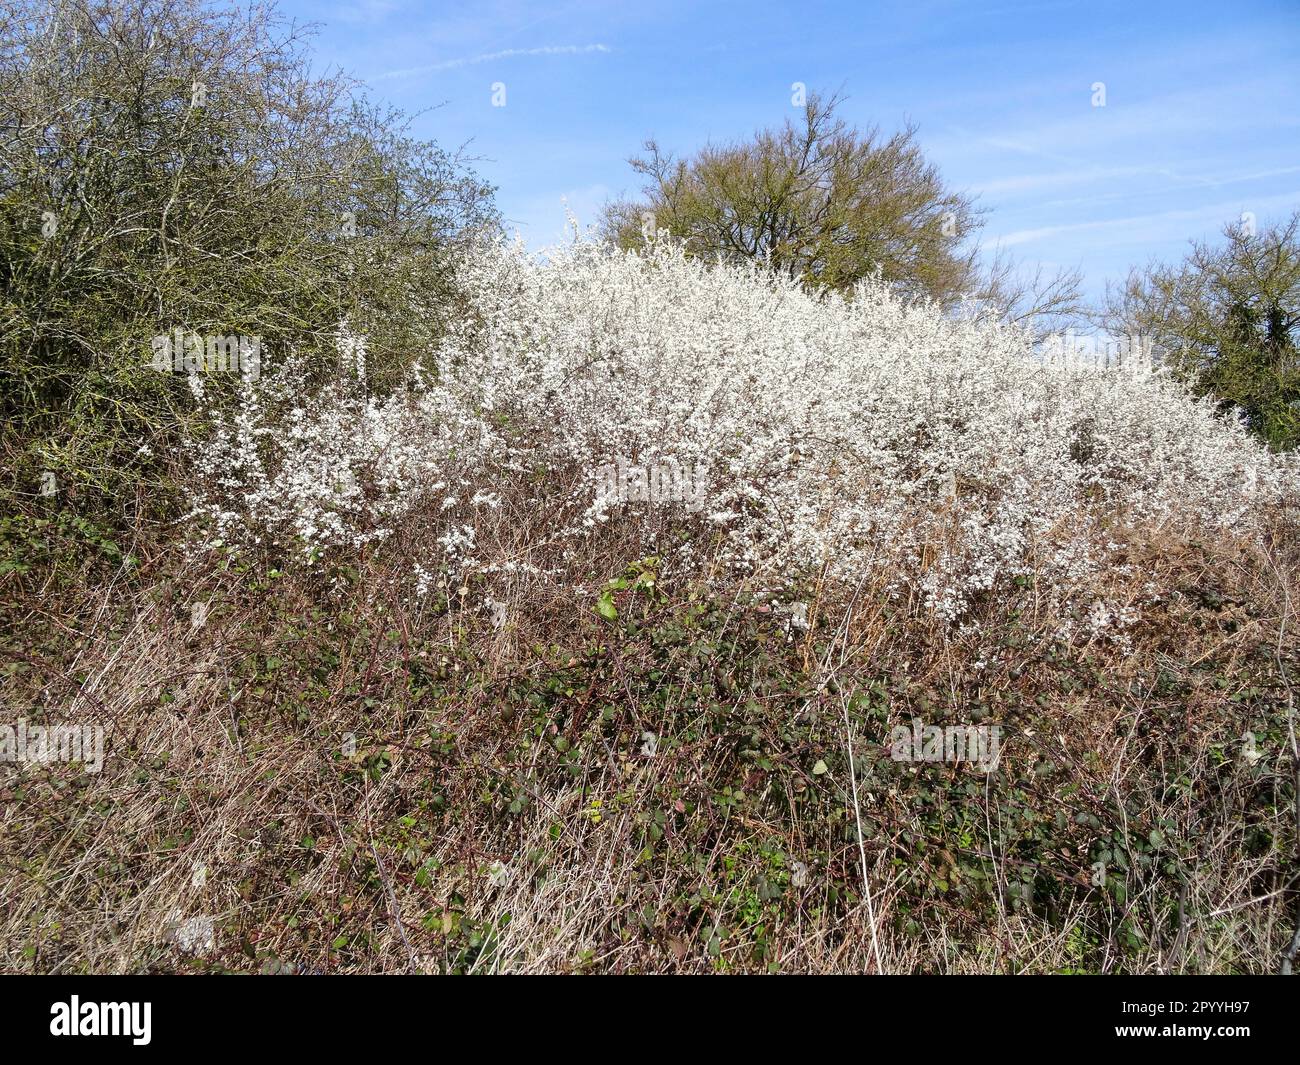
[183,236,1297,624]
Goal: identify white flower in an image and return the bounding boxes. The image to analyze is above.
[180,235,1296,627]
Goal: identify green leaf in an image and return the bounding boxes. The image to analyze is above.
[595,590,618,621]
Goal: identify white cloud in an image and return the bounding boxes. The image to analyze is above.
[994,191,1300,248]
[375,44,610,82]
[975,164,1300,200]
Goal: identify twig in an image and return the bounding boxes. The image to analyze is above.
[1268,551,1299,975]
[368,836,418,974]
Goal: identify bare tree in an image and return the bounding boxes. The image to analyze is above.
[973,245,1086,338]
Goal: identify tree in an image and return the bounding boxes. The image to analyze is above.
[600,92,1083,331]
[973,246,1085,338]
[600,93,983,304]
[0,0,497,518]
[1101,213,1300,450]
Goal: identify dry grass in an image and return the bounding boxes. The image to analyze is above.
[1,506,1297,974]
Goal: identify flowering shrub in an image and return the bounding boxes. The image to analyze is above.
[187,343,498,566]
[185,237,1297,622]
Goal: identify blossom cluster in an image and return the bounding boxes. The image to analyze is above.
[184,237,1297,622]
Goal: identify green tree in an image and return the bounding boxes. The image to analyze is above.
[1102,213,1300,450]
[600,92,1083,330]
[600,92,982,303]
[0,0,496,519]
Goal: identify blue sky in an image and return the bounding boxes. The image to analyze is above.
[279,0,1300,302]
